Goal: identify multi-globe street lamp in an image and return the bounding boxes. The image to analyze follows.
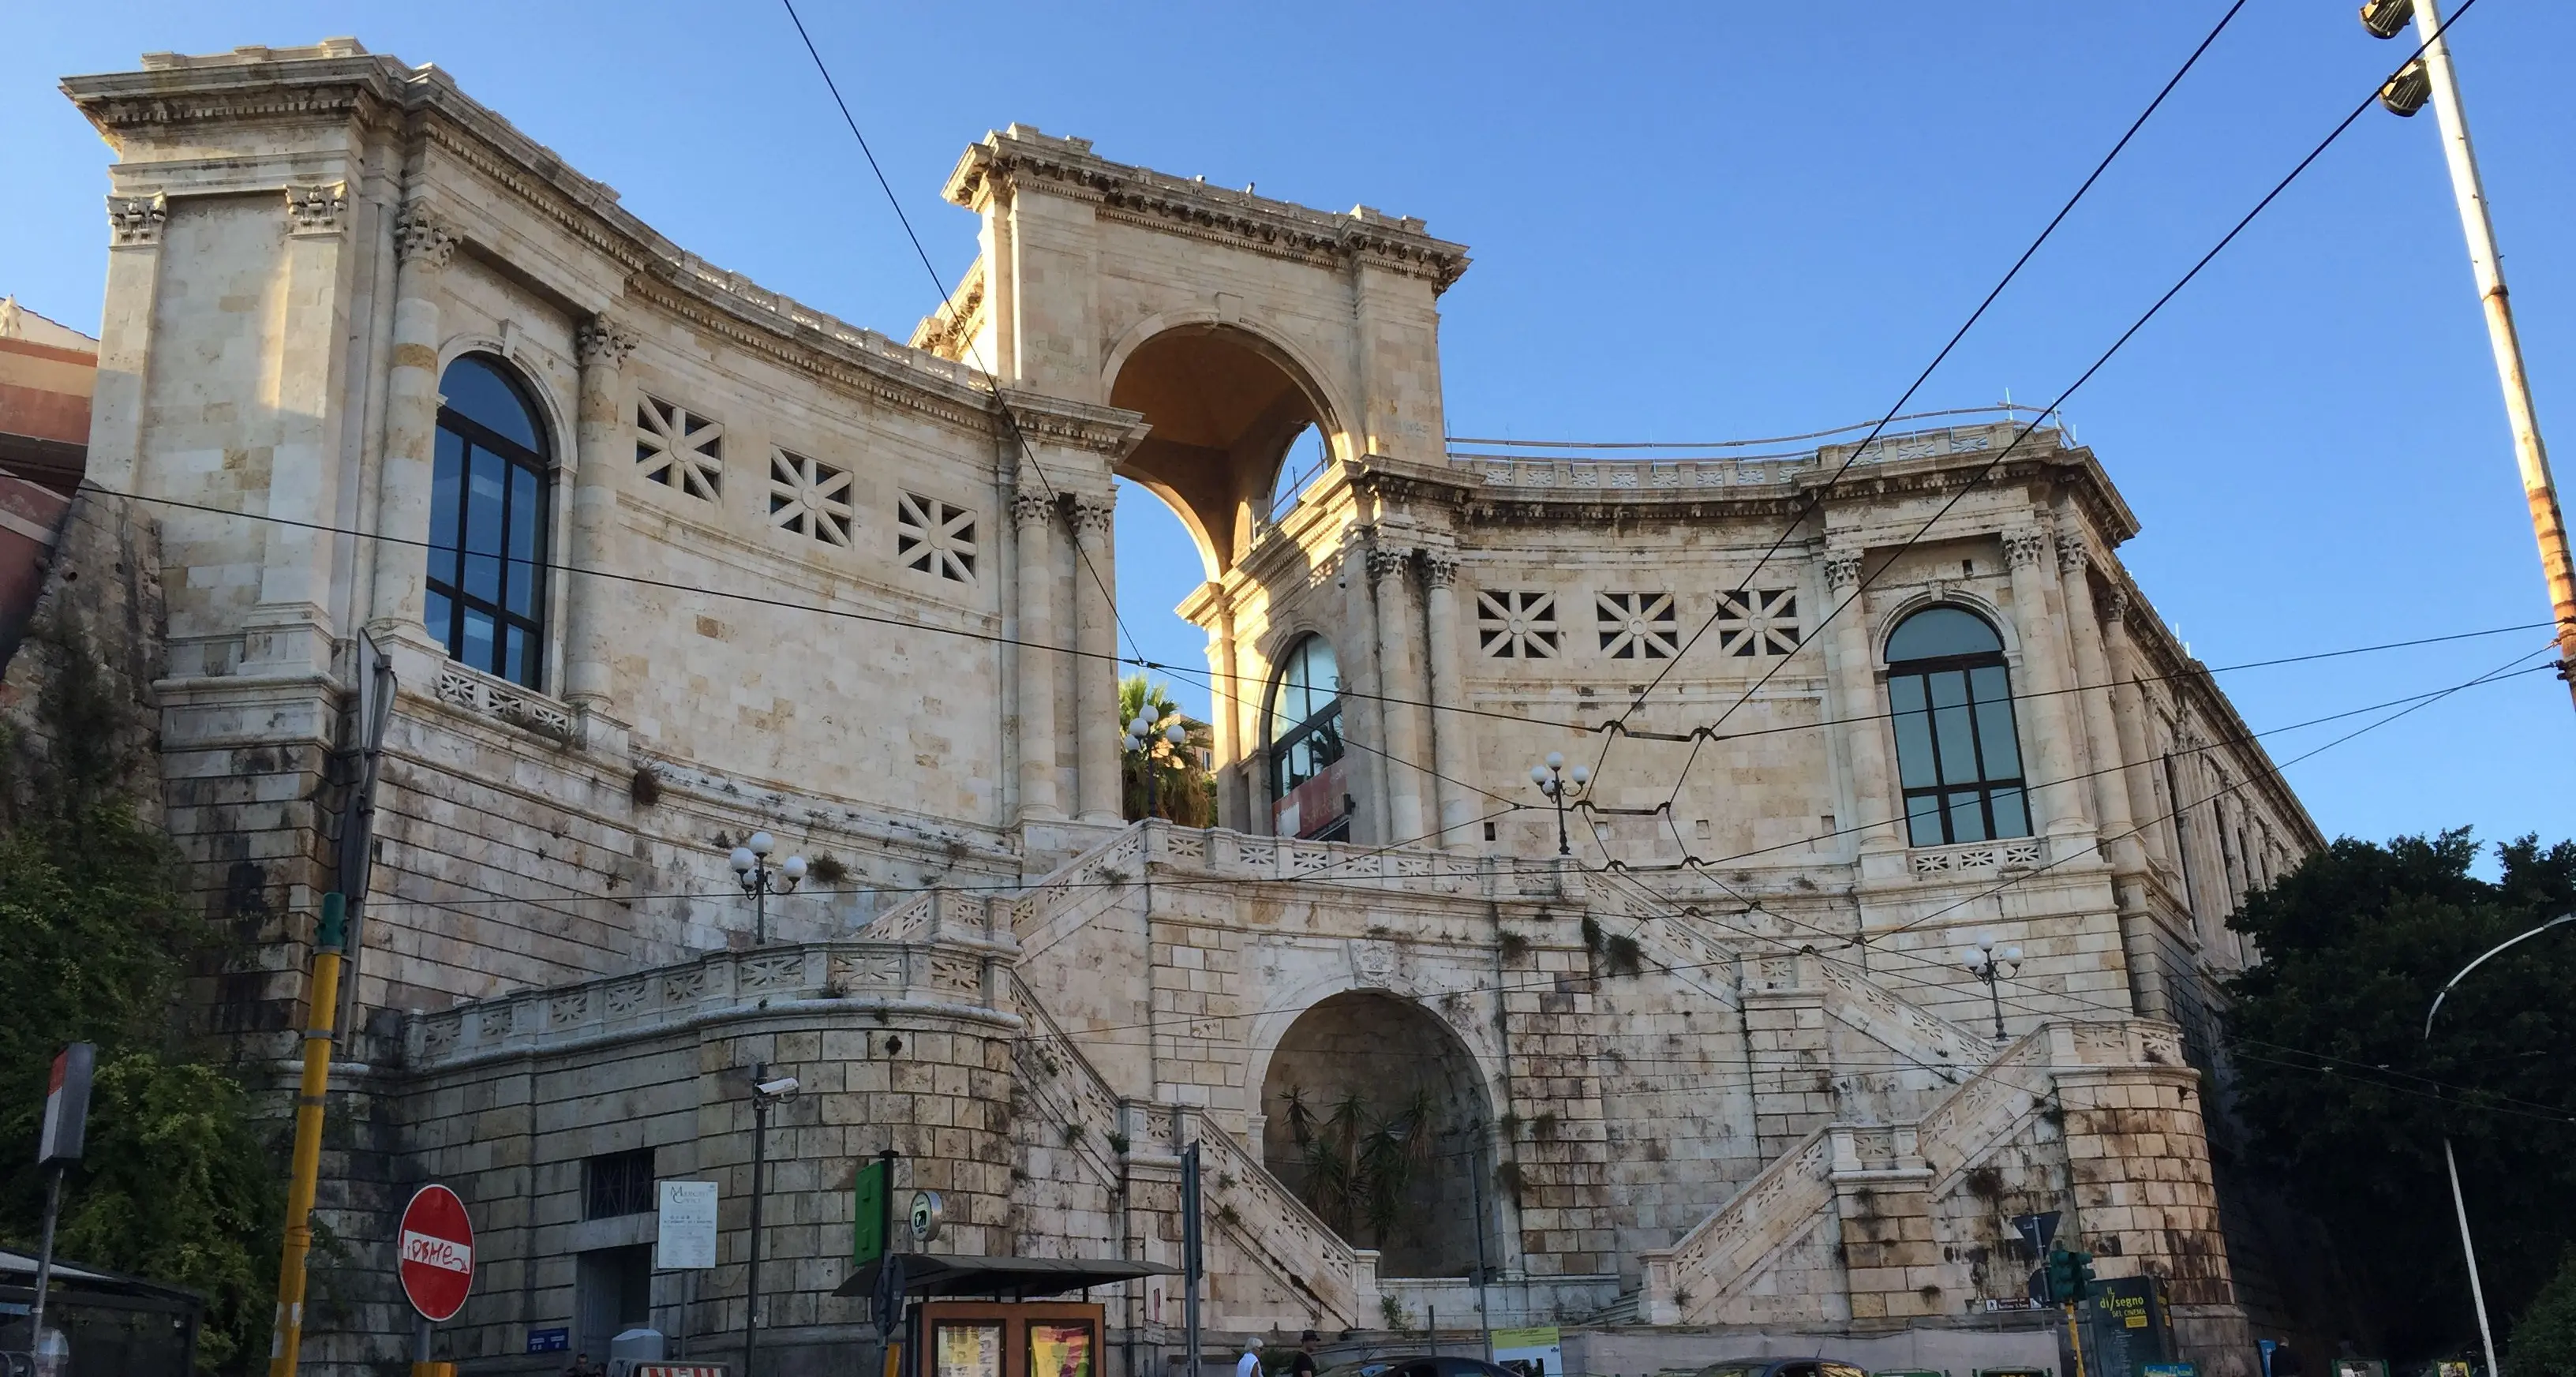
[1529,752,1589,857]
[1957,931,2023,1042]
[728,831,806,946]
[1125,705,1189,819]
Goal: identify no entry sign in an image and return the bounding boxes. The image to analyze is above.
[398,1184,476,1322]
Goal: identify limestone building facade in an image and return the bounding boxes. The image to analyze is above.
[47,39,2323,1377]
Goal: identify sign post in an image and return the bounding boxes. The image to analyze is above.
[658,1181,718,1357]
[398,1184,476,1377]
[32,1042,94,1377]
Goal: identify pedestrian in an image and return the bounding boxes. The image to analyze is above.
[1237,1334,1265,1377]
[564,1353,605,1377]
[1290,1330,1320,1377]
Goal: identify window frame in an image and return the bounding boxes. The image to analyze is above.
[1883,606,2031,848]
[428,354,553,690]
[1264,634,1346,803]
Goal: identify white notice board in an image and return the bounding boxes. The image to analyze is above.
[657,1181,718,1270]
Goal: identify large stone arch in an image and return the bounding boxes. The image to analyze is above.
[1255,990,1493,1278]
[1107,320,1346,578]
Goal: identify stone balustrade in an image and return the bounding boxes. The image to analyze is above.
[1450,421,2064,494]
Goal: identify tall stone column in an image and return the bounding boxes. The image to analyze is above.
[1069,492,1121,825]
[247,182,358,675]
[87,193,170,496]
[1013,491,1064,821]
[1825,551,1904,856]
[2003,527,2091,840]
[370,201,458,642]
[1371,544,1429,845]
[1204,601,1244,831]
[566,316,637,713]
[1339,525,1391,842]
[1421,549,1475,849]
[2057,534,2142,873]
[2099,589,2174,870]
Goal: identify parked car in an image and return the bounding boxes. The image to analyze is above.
[1319,1356,1522,1377]
[1688,1357,1870,1377]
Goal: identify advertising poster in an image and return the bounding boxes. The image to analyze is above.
[935,1323,1002,1377]
[1492,1326,1563,1377]
[1030,1322,1096,1377]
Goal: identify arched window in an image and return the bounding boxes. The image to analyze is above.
[1266,635,1346,836]
[429,354,552,688]
[1885,606,2028,846]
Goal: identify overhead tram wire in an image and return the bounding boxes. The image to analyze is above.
[1581,0,2254,799]
[1625,0,2487,850]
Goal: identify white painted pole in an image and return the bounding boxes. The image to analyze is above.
[2412,0,2576,716]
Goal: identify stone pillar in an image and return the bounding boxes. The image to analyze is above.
[369,201,458,642]
[246,182,358,675]
[566,316,637,713]
[1069,491,1120,825]
[1825,551,1904,856]
[2057,535,2142,874]
[1204,600,1244,831]
[2100,589,2173,870]
[1339,525,1390,843]
[87,193,170,496]
[1013,492,1064,821]
[1421,548,1475,848]
[2003,527,2090,840]
[1370,544,1428,845]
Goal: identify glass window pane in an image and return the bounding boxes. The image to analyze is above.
[467,448,506,556]
[463,552,501,605]
[1889,675,1937,789]
[1974,698,2023,780]
[1886,606,2002,662]
[1932,705,1980,788]
[1968,664,2009,701]
[506,624,534,688]
[506,463,541,617]
[432,428,466,553]
[1947,789,1990,843]
[425,590,453,652]
[439,355,542,451]
[1906,793,1945,846]
[1990,787,2030,839]
[462,608,496,674]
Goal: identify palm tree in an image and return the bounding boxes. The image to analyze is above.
[1119,674,1217,825]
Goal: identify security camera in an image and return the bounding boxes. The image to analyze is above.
[754,1076,799,1099]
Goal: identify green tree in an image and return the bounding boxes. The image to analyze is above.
[2510,1253,2576,1377]
[1119,674,1216,826]
[2226,829,2576,1360]
[0,627,279,1371]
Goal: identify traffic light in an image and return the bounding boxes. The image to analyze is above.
[2044,1248,2096,1306]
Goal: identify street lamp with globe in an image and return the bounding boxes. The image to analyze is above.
[728,831,806,945]
[1530,752,1589,857]
[1957,931,2023,1042]
[1125,705,1190,819]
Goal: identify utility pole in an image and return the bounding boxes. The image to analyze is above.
[268,894,350,1377]
[2368,0,2576,713]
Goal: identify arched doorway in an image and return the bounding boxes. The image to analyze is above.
[1107,324,1337,578]
[1259,992,1492,1278]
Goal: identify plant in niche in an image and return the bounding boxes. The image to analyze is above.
[1496,930,1531,963]
[1061,1121,1086,1147]
[809,852,850,885]
[629,767,663,806]
[1280,1083,1446,1250]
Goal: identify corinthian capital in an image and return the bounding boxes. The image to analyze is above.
[1420,548,1459,589]
[1011,490,1060,530]
[1366,544,1415,586]
[2104,586,2132,625]
[1823,550,1864,592]
[394,203,459,272]
[575,316,640,372]
[107,193,167,247]
[1067,490,1116,541]
[286,181,350,238]
[2001,528,2049,571]
[2057,531,2091,574]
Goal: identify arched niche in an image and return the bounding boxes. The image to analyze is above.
[1107,324,1340,578]
[1256,990,1492,1278]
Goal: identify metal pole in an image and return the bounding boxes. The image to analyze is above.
[746,1065,769,1377]
[268,892,350,1377]
[411,1313,431,1368]
[1182,1144,1203,1377]
[30,1164,62,1354]
[1428,1304,1439,1360]
[754,871,769,947]
[2443,1137,2503,1377]
[1986,968,2007,1042]
[1470,1135,1494,1363]
[2413,0,2576,713]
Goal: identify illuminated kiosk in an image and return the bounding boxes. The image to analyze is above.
[840,1256,1181,1377]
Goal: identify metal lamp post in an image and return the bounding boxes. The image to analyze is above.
[743,1064,801,1377]
[728,831,807,945]
[2361,0,2576,716]
[1529,753,1589,856]
[1125,706,1189,820]
[1958,931,2023,1042]
[2422,912,2575,1377]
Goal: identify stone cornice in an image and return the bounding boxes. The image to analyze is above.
[63,42,1009,439]
[945,124,1471,294]
[994,388,1151,460]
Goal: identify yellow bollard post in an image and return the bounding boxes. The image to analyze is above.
[267,892,348,1377]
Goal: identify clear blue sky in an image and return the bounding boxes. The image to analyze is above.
[9,2,2574,855]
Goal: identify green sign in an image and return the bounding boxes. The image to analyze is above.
[854,1158,890,1265]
